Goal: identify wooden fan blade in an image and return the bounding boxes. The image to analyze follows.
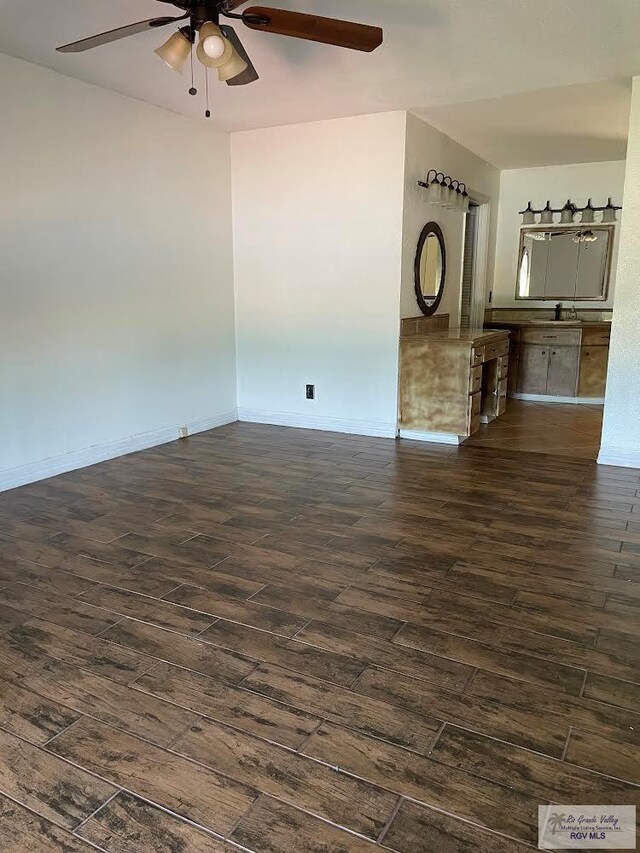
[242,7,383,52]
[222,0,252,10]
[220,26,260,85]
[57,15,186,53]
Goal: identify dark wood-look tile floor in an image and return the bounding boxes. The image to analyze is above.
[0,422,639,851]
[466,400,604,459]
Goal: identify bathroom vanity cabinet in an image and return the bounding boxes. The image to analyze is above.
[399,328,510,442]
[487,321,610,401]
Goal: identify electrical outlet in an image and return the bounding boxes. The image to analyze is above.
[179,427,189,439]
[306,385,315,400]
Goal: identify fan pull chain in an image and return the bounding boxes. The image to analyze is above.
[205,68,211,118]
[189,34,197,96]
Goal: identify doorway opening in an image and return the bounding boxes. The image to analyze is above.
[460,203,478,329]
[460,200,491,330]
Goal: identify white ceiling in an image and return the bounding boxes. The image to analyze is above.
[419,80,631,169]
[0,0,639,165]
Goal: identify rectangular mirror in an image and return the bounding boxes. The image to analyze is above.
[516,225,613,301]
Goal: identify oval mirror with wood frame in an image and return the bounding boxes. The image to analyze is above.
[414,222,446,316]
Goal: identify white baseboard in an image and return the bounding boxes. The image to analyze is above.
[237,408,396,439]
[511,393,604,405]
[398,429,464,445]
[597,447,640,470]
[0,409,238,493]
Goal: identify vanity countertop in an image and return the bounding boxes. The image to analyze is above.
[402,327,509,344]
[485,319,611,329]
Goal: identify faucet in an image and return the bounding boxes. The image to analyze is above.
[554,303,563,321]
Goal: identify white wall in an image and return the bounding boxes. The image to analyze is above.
[600,78,640,468]
[0,54,237,490]
[232,112,407,438]
[401,112,500,323]
[493,161,626,308]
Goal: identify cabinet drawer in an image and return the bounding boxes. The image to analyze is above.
[498,355,509,380]
[469,414,481,436]
[469,366,482,394]
[471,346,485,366]
[581,327,611,347]
[483,339,509,361]
[484,342,500,361]
[520,328,582,347]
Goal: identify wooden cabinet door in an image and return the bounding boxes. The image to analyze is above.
[507,345,519,395]
[578,347,609,398]
[518,345,550,394]
[547,347,580,397]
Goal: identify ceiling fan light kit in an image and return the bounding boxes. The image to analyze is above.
[195,21,249,80]
[154,28,193,73]
[200,23,228,60]
[196,22,231,66]
[217,49,249,82]
[56,1,383,117]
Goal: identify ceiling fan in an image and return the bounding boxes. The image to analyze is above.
[57,1,384,97]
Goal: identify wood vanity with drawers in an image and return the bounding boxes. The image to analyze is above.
[399,328,511,441]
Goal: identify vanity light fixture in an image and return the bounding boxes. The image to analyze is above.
[522,202,536,225]
[539,201,554,225]
[457,183,470,213]
[601,198,618,223]
[560,200,576,224]
[421,171,445,204]
[450,181,463,211]
[418,171,470,213]
[440,177,453,208]
[581,199,596,224]
[520,197,621,225]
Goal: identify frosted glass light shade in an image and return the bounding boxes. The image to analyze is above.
[196,22,232,68]
[602,201,617,223]
[581,200,595,224]
[522,202,536,225]
[560,205,574,224]
[540,203,554,225]
[155,30,192,73]
[442,183,457,208]
[426,180,443,204]
[218,50,248,81]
